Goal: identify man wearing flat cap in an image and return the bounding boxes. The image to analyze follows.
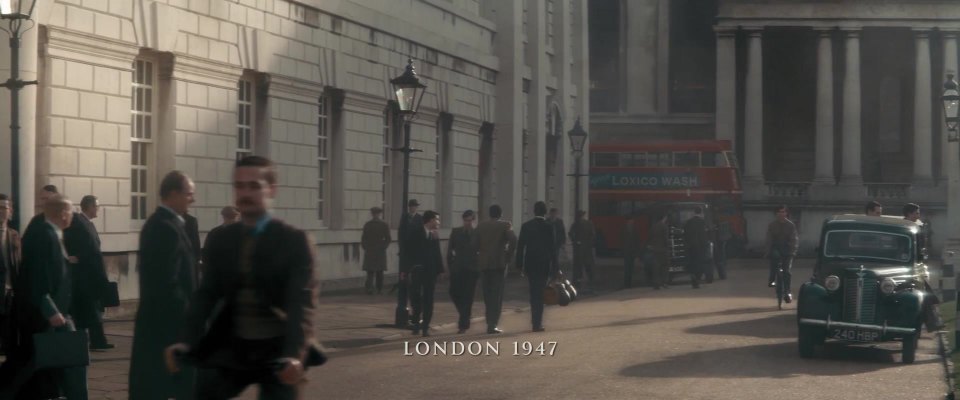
[394,199,422,326]
[361,207,391,294]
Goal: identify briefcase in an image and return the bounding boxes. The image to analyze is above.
[33,330,90,369]
[101,281,120,308]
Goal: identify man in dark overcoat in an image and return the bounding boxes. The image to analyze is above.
[64,195,112,350]
[184,211,202,283]
[683,207,708,289]
[167,156,319,399]
[515,201,558,332]
[0,193,21,356]
[407,210,445,337]
[447,209,478,333]
[1,195,87,399]
[128,171,197,400]
[361,207,391,294]
[621,215,640,288]
[569,210,595,289]
[394,199,422,327]
[547,207,566,262]
[201,206,240,277]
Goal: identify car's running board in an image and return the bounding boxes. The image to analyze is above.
[799,317,916,335]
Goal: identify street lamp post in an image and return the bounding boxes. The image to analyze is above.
[390,59,426,327]
[0,0,39,231]
[941,74,960,348]
[567,117,589,215]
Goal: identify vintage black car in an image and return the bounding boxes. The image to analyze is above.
[797,215,931,363]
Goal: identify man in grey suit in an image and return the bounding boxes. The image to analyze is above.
[473,205,517,334]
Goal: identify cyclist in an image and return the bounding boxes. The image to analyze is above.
[766,205,798,303]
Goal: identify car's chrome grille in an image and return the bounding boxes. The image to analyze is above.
[843,278,877,324]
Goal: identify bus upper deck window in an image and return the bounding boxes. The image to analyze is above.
[701,152,720,167]
[674,152,699,167]
[593,153,618,167]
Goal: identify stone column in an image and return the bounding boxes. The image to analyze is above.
[715,26,737,146]
[814,28,835,184]
[942,31,960,242]
[914,29,934,185]
[743,28,764,182]
[840,29,863,185]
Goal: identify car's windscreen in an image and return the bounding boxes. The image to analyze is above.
[823,230,913,263]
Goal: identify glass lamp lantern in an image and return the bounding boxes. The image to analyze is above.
[0,0,37,19]
[390,59,427,116]
[567,117,588,157]
[943,74,960,142]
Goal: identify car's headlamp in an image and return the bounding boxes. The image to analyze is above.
[880,278,897,295]
[824,275,841,292]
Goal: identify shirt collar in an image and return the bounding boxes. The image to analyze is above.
[248,213,272,236]
[159,204,185,224]
[45,219,63,239]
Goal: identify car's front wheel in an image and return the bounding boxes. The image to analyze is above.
[798,326,817,358]
[902,332,919,364]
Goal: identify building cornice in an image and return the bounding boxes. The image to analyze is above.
[44,26,140,70]
[717,18,960,30]
[268,75,326,103]
[169,54,244,89]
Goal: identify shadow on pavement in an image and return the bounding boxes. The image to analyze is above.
[686,312,796,339]
[603,307,776,329]
[620,340,937,379]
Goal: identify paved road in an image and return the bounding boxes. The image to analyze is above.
[243,261,947,400]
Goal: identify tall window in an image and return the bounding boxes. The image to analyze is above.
[318,95,330,222]
[382,107,394,214]
[237,79,254,160]
[588,0,622,112]
[546,0,555,48]
[131,59,154,221]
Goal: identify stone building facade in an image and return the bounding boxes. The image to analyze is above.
[0,0,590,297]
[589,0,960,253]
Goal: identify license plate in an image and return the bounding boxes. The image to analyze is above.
[831,328,881,342]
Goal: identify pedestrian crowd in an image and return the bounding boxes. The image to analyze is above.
[0,156,324,400]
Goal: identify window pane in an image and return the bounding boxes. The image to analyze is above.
[140,169,147,193]
[144,88,152,111]
[131,196,138,219]
[144,116,152,139]
[674,152,699,167]
[131,168,138,192]
[145,62,153,86]
[140,197,147,219]
[701,152,719,167]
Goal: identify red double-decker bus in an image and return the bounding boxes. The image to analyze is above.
[588,140,746,256]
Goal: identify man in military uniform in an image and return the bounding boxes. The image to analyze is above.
[447,210,478,333]
[547,208,566,264]
[473,205,516,334]
[569,210,595,291]
[621,215,640,288]
[361,207,391,294]
[683,207,708,289]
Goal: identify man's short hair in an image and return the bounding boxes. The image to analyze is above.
[489,205,502,219]
[422,210,439,224]
[369,206,383,215]
[236,155,277,185]
[41,185,58,194]
[775,205,788,214]
[865,200,882,214]
[903,203,920,217]
[0,193,10,203]
[221,206,240,217]
[534,201,547,217]
[462,209,475,219]
[43,194,71,216]
[160,171,190,199]
[80,195,98,211]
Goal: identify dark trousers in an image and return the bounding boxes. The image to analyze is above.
[394,269,411,326]
[480,269,506,329]
[0,318,88,400]
[572,257,594,286]
[527,273,548,329]
[365,271,384,293]
[623,255,636,288]
[195,337,298,400]
[0,290,12,353]
[72,291,108,347]
[687,251,702,287]
[448,269,478,329]
[768,253,793,294]
[409,267,437,328]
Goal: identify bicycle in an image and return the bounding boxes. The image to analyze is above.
[774,264,785,310]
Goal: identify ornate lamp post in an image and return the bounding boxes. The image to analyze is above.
[567,117,589,215]
[943,74,959,142]
[0,0,39,231]
[390,59,426,327]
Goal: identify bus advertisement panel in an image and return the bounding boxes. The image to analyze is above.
[588,140,746,256]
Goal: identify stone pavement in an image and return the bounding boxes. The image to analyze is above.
[82,259,631,399]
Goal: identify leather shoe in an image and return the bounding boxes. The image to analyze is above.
[533,327,545,332]
[422,329,430,337]
[411,324,421,335]
[487,327,503,334]
[90,343,115,351]
[457,328,467,334]
[784,293,793,303]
